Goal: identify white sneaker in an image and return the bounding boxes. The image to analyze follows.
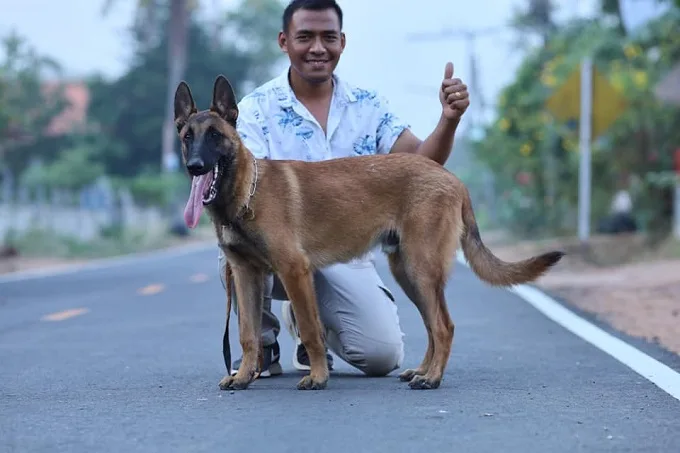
[280,300,334,371]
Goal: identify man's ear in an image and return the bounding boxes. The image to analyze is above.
[174,81,197,132]
[278,31,288,53]
[210,75,238,125]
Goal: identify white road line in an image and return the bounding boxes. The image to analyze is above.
[0,241,216,284]
[456,251,680,402]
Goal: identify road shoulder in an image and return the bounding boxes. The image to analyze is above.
[485,233,680,371]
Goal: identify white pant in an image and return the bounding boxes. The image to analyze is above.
[218,248,405,377]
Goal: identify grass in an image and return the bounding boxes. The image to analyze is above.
[485,229,680,270]
[4,224,214,260]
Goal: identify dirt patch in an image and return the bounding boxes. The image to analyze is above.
[489,233,680,356]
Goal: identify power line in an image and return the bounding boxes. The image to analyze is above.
[405,25,509,42]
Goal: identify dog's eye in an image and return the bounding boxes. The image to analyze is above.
[210,129,221,140]
[184,130,193,142]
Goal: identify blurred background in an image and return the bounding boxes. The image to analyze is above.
[0,0,679,270]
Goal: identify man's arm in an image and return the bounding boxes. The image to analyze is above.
[389,115,460,166]
[236,96,270,159]
[384,62,469,166]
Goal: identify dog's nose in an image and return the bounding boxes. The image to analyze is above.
[186,156,205,175]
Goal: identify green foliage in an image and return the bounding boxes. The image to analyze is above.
[85,0,284,179]
[5,225,179,259]
[221,0,287,88]
[19,144,105,191]
[0,31,69,174]
[120,171,188,207]
[2,0,284,206]
[472,7,680,239]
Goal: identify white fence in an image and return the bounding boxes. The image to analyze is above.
[0,176,168,241]
[0,201,166,241]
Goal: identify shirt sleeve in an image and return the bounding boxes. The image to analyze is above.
[236,96,270,160]
[374,95,410,155]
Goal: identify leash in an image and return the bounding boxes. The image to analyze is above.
[223,261,233,376]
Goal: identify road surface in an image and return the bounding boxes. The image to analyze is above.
[1,243,679,453]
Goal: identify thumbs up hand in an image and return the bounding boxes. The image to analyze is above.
[439,62,469,121]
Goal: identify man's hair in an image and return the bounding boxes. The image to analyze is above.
[282,0,343,33]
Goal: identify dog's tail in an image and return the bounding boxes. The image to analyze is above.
[459,188,564,287]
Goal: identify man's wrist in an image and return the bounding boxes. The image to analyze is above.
[438,113,460,132]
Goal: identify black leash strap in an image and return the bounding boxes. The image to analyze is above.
[223,262,233,376]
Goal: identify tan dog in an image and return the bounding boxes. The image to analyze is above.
[173,75,564,391]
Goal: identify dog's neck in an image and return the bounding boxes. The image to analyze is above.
[211,144,258,225]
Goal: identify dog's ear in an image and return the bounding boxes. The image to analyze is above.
[210,75,238,125]
[174,81,197,133]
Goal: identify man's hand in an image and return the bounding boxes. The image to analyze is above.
[439,62,469,122]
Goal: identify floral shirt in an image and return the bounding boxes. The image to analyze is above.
[236,68,410,161]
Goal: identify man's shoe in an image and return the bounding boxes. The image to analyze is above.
[294,343,334,371]
[281,300,334,371]
[230,341,283,377]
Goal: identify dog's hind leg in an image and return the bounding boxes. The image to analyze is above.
[387,249,434,382]
[406,280,454,390]
[397,207,459,390]
[275,255,329,390]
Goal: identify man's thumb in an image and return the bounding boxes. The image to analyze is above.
[444,62,454,79]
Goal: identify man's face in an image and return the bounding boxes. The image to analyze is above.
[278,8,345,85]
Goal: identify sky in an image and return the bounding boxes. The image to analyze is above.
[0,0,668,138]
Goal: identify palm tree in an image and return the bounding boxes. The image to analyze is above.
[102,0,193,173]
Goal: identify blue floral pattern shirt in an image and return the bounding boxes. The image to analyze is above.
[235,68,410,162]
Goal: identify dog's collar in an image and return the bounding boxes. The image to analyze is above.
[240,157,258,220]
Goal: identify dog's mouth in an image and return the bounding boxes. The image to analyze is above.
[183,161,221,229]
[202,161,221,205]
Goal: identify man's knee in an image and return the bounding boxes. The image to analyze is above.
[342,338,404,377]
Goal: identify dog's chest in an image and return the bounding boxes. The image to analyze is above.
[217,221,270,269]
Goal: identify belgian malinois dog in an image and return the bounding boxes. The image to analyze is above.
[173,75,564,391]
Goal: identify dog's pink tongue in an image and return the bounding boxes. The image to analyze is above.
[183,174,211,228]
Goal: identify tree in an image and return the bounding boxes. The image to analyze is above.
[102,0,194,173]
[509,0,558,50]
[86,0,284,177]
[472,7,680,240]
[599,0,627,35]
[0,31,68,178]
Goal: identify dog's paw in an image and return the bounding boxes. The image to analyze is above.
[398,368,424,382]
[408,375,441,390]
[218,374,252,391]
[296,375,328,390]
[218,375,234,390]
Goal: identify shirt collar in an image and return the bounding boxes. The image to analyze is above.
[271,66,357,108]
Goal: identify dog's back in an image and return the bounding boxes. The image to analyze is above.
[253,152,462,267]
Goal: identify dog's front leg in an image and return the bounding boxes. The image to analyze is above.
[277,259,328,390]
[218,262,264,391]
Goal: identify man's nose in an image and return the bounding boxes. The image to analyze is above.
[310,37,325,53]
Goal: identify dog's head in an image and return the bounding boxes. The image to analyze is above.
[174,75,241,228]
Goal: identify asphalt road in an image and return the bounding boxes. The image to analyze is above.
[1,244,679,453]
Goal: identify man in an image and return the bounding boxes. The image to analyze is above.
[219,0,470,378]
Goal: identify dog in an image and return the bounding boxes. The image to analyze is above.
[173,74,564,391]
